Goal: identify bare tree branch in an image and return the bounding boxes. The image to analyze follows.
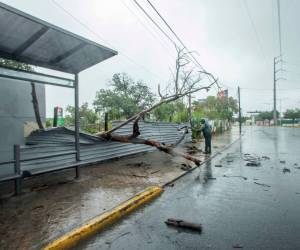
[96,46,218,166]
[31,82,44,130]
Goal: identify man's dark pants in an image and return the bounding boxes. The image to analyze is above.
[204,134,211,154]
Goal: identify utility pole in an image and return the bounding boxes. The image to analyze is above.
[273,0,282,126]
[273,57,277,125]
[273,56,284,125]
[238,86,242,135]
[188,93,192,128]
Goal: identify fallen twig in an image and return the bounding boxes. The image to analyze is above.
[254,182,271,187]
[165,218,202,232]
[150,170,160,174]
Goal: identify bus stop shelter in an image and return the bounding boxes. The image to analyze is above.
[0,2,117,193]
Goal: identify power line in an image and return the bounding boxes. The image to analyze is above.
[242,0,267,64]
[51,0,164,81]
[144,0,219,85]
[277,0,282,57]
[132,0,176,46]
[119,0,176,71]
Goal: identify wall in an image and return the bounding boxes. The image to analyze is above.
[0,77,45,175]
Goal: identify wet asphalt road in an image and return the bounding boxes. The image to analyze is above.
[77,126,300,250]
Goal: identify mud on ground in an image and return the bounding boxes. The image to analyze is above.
[0,128,238,250]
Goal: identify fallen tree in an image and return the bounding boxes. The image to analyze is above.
[96,47,218,166]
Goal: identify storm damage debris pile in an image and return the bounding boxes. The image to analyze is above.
[243,153,271,167]
[22,122,190,174]
[243,153,262,167]
[165,218,202,232]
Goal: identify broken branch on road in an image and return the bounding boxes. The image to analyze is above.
[254,182,271,188]
[165,218,202,232]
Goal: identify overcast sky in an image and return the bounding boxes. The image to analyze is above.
[2,0,300,116]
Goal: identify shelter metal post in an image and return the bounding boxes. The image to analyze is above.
[74,73,80,178]
[14,144,21,195]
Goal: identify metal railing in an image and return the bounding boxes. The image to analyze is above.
[0,145,78,195]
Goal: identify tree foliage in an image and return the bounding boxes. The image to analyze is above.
[152,100,188,123]
[193,96,238,121]
[256,111,279,121]
[65,102,98,133]
[93,73,155,120]
[0,58,34,71]
[284,109,300,120]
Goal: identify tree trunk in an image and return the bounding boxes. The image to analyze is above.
[31,82,44,130]
[100,125,201,166]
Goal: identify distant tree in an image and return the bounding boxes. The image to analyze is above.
[152,100,188,123]
[284,109,300,124]
[65,102,98,133]
[193,95,238,121]
[153,102,175,121]
[93,73,155,120]
[0,58,34,71]
[256,111,279,122]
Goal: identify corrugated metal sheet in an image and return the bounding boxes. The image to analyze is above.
[17,121,190,175]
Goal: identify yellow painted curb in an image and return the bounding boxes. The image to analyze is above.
[43,186,163,250]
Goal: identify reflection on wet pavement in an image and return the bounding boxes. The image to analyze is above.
[0,128,239,249]
[77,126,300,250]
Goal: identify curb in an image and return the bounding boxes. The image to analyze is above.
[43,186,163,250]
[163,136,242,187]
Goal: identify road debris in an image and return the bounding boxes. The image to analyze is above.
[243,154,261,167]
[180,163,192,171]
[232,244,244,248]
[246,161,261,167]
[215,164,223,168]
[223,175,247,180]
[254,182,271,187]
[165,218,202,232]
[150,170,160,174]
[280,160,286,164]
[282,168,291,174]
[207,177,217,180]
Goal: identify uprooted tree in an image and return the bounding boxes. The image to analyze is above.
[96,47,218,166]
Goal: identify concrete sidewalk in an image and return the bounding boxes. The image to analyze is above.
[0,127,239,250]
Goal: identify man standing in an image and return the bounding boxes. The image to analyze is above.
[199,119,212,154]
